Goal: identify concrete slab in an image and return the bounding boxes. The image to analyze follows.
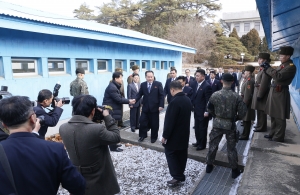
[238,150,300,195]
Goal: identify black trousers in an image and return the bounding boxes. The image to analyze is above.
[130,106,140,129]
[165,148,188,181]
[194,117,209,148]
[139,111,159,139]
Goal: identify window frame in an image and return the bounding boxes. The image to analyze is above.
[141,61,147,70]
[244,23,250,32]
[76,60,89,72]
[234,23,240,32]
[115,60,123,69]
[97,60,108,72]
[254,22,260,31]
[47,59,66,75]
[11,58,38,76]
[152,61,157,69]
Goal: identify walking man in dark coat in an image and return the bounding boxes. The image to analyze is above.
[185,69,195,87]
[252,53,272,133]
[162,81,192,187]
[103,72,135,152]
[127,73,141,132]
[164,68,177,104]
[135,70,164,143]
[191,69,212,150]
[261,46,297,142]
[228,67,238,92]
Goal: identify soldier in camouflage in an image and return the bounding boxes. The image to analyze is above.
[70,68,89,97]
[206,73,247,179]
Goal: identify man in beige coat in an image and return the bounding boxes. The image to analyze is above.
[239,65,255,140]
[252,53,272,132]
[261,46,297,142]
[60,95,121,195]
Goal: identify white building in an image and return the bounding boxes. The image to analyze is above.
[222,10,265,39]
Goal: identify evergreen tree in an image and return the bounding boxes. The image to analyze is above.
[240,28,261,56]
[73,3,95,20]
[229,28,239,40]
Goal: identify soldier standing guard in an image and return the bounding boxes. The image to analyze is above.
[70,68,89,97]
[239,65,255,140]
[206,73,247,179]
[261,46,297,142]
[252,53,272,132]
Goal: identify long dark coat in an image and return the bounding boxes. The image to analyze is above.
[162,92,192,150]
[241,76,255,121]
[103,81,129,120]
[264,60,297,119]
[251,68,272,111]
[59,115,121,195]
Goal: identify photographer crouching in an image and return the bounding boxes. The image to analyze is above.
[34,89,64,139]
[59,95,121,195]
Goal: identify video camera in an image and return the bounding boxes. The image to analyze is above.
[0,86,12,100]
[92,105,113,123]
[51,83,70,108]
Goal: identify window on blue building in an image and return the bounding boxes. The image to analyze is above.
[130,60,137,68]
[142,61,146,69]
[76,60,89,71]
[11,58,37,76]
[115,60,123,69]
[48,59,65,74]
[98,60,107,72]
[152,61,156,69]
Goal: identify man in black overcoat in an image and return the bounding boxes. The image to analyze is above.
[164,68,177,104]
[208,70,222,93]
[135,70,164,143]
[162,81,192,187]
[176,76,193,100]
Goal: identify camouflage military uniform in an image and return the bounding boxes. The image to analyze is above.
[206,86,247,169]
[70,78,89,97]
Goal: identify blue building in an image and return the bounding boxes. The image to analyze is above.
[256,0,300,130]
[0,1,195,119]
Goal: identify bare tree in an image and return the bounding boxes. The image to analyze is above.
[165,19,216,63]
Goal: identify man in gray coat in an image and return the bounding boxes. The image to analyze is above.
[60,95,121,195]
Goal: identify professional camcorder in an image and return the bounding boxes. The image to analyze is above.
[51,83,70,107]
[0,86,12,100]
[92,105,113,123]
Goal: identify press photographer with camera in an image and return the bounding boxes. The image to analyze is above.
[34,89,64,139]
[59,95,121,195]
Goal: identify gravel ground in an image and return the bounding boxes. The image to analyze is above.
[57,144,205,195]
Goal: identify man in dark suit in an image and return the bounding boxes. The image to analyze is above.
[216,67,223,80]
[185,69,195,87]
[208,70,222,93]
[176,76,193,99]
[228,67,238,92]
[164,68,177,104]
[127,73,141,132]
[205,68,210,80]
[135,70,164,143]
[161,81,192,187]
[0,96,85,195]
[191,69,212,150]
[34,89,64,139]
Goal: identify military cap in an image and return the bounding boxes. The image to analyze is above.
[279,46,294,56]
[75,68,85,74]
[131,65,139,70]
[210,70,216,74]
[115,68,123,72]
[244,65,255,72]
[222,73,234,81]
[258,53,271,61]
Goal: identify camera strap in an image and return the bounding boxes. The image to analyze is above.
[0,143,18,195]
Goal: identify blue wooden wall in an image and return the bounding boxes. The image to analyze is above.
[0,28,182,119]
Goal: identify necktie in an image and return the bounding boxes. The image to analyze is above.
[211,80,214,86]
[135,83,139,91]
[148,83,151,93]
[187,77,190,83]
[197,83,201,91]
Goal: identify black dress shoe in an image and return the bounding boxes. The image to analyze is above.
[138,137,145,142]
[119,125,127,128]
[131,128,135,132]
[111,148,123,152]
[232,168,243,179]
[167,179,181,187]
[135,126,140,129]
[253,129,265,132]
[239,136,249,140]
[196,146,205,151]
[192,143,198,147]
[151,139,157,143]
[116,144,122,147]
[206,164,214,173]
[264,135,273,139]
